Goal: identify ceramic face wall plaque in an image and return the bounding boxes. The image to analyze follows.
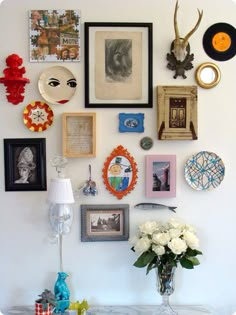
[102,145,138,199]
[38,66,77,104]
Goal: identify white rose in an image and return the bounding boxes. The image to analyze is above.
[152,244,165,256]
[152,232,170,245]
[139,221,159,235]
[128,235,139,245]
[169,228,181,239]
[183,231,199,249]
[168,237,187,255]
[168,218,184,230]
[134,236,151,253]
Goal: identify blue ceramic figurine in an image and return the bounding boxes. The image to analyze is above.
[54,272,70,313]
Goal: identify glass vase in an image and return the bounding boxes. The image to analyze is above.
[155,264,178,315]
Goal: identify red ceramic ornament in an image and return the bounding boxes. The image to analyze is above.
[0,54,30,105]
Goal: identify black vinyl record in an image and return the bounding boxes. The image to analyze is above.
[203,22,236,61]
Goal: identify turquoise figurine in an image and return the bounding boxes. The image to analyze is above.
[54,272,70,313]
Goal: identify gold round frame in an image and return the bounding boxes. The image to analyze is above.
[195,62,221,89]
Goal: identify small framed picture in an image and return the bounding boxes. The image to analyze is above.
[119,113,144,133]
[157,86,197,140]
[29,10,81,62]
[81,204,129,242]
[62,112,96,158]
[4,138,47,191]
[146,155,176,198]
[84,22,153,108]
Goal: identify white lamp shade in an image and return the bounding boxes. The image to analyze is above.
[48,178,75,204]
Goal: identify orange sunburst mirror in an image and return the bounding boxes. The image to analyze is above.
[102,145,138,199]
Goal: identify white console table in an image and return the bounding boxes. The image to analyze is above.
[4,304,214,315]
[86,305,213,315]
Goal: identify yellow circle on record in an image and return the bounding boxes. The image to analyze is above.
[212,32,231,52]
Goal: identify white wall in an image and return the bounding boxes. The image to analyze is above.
[0,0,235,314]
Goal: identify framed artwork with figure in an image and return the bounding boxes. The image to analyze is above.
[146,155,176,198]
[84,22,153,108]
[4,138,47,191]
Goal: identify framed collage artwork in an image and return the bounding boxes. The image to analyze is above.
[4,138,47,191]
[84,22,153,108]
[146,155,176,198]
[29,10,81,62]
[81,204,129,242]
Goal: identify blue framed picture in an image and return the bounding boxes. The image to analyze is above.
[118,113,144,133]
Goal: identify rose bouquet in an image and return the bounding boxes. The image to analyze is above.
[130,218,202,274]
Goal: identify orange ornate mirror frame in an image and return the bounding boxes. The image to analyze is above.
[102,145,138,199]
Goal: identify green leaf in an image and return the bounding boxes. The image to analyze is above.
[133,252,156,268]
[187,257,200,266]
[186,248,202,257]
[180,257,194,269]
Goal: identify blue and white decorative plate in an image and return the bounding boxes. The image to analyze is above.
[184,151,225,191]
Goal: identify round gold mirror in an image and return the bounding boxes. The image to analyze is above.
[195,62,221,89]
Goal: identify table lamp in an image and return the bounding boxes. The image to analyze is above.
[47,156,74,313]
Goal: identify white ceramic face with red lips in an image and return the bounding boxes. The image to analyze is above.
[38,66,77,104]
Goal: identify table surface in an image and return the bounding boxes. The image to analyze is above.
[4,305,214,315]
[86,305,213,315]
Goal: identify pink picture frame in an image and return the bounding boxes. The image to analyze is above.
[146,155,176,198]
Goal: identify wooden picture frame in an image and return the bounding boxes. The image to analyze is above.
[4,138,47,191]
[157,86,198,140]
[102,145,138,200]
[81,204,129,242]
[146,155,176,198]
[62,113,96,158]
[84,22,153,108]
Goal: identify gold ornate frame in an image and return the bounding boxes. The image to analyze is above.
[195,62,221,89]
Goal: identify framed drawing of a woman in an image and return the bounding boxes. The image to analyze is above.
[4,138,47,191]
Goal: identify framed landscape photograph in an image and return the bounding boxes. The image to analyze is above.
[81,204,129,241]
[146,155,176,198]
[157,86,198,140]
[84,22,153,108]
[4,138,47,191]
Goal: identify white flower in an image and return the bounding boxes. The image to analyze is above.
[134,236,151,253]
[152,232,170,245]
[183,231,199,249]
[128,235,139,245]
[139,221,159,235]
[168,218,184,230]
[169,228,182,239]
[152,244,165,255]
[168,237,187,255]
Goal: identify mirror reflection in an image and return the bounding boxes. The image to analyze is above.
[195,62,221,89]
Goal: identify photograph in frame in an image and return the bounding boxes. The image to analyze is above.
[146,155,176,198]
[81,204,129,241]
[85,22,153,108]
[4,138,47,191]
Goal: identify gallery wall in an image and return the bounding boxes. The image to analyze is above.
[0,0,235,314]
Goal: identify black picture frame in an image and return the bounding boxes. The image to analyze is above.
[4,138,47,191]
[81,204,129,241]
[84,22,153,108]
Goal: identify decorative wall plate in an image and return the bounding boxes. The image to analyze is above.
[102,145,138,199]
[184,151,225,191]
[23,101,53,132]
[38,66,77,104]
